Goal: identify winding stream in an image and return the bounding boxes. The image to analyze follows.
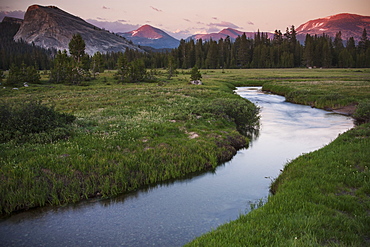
[0,87,354,246]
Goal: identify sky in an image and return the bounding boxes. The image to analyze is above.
[0,0,369,39]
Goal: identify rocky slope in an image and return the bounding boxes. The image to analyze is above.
[118,25,179,49]
[296,13,370,43]
[13,5,143,55]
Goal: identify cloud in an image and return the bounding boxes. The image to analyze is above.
[150,6,162,12]
[169,29,192,39]
[212,17,218,20]
[0,10,25,21]
[102,6,110,10]
[206,27,221,33]
[86,19,140,33]
[247,21,254,25]
[183,18,191,22]
[208,21,241,29]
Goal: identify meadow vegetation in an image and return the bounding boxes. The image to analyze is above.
[186,68,370,246]
[0,69,259,215]
[186,123,370,246]
[1,68,369,246]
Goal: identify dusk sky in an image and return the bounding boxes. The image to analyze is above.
[1,0,369,39]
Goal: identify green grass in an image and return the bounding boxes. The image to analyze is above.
[1,68,369,246]
[260,69,370,109]
[186,124,370,247]
[0,70,259,215]
[185,68,370,246]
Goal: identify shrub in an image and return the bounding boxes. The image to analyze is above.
[6,63,40,87]
[0,100,76,143]
[353,100,370,125]
[190,66,202,81]
[206,98,260,136]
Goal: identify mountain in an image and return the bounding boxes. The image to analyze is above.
[186,28,274,41]
[13,5,143,55]
[296,13,370,43]
[1,16,23,26]
[118,25,180,49]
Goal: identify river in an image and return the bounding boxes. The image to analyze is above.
[0,87,354,246]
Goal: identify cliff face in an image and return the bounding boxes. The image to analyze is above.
[13,5,143,55]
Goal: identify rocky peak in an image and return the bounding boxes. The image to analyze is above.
[118,24,179,49]
[13,4,143,55]
[296,13,370,42]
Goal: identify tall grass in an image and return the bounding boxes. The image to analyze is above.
[186,124,370,247]
[0,70,259,215]
[185,68,370,246]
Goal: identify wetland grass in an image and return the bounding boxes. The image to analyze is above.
[186,68,370,246]
[1,68,369,246]
[0,70,259,215]
[186,123,370,246]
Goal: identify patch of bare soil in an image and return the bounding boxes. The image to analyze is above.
[331,104,357,116]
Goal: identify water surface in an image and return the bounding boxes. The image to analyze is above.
[0,87,354,246]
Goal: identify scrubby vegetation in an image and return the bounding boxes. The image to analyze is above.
[0,100,75,143]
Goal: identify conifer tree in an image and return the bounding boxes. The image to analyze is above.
[190,65,202,81]
[69,34,86,63]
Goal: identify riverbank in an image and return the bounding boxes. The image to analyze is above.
[186,69,370,246]
[186,123,370,246]
[0,71,260,216]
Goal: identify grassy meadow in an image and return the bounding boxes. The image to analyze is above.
[1,68,369,246]
[185,68,370,247]
[0,69,260,215]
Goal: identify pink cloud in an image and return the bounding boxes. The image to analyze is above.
[0,10,24,21]
[150,6,162,12]
[87,19,140,33]
[208,21,241,29]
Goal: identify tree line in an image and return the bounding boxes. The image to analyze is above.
[1,24,369,85]
[171,27,370,69]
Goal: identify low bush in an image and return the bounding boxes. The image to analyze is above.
[353,100,370,124]
[0,100,75,143]
[206,98,260,136]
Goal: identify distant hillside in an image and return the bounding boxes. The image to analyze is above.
[0,16,54,70]
[118,25,180,49]
[186,28,274,42]
[13,5,143,55]
[296,13,370,43]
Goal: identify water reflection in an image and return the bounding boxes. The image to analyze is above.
[0,87,354,247]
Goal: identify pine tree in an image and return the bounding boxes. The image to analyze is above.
[49,50,72,84]
[69,34,86,63]
[115,53,129,82]
[91,51,104,79]
[166,55,176,79]
[190,66,202,81]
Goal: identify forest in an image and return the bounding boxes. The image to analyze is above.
[0,21,369,75]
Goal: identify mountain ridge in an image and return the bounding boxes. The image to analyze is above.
[3,5,369,52]
[296,13,370,42]
[13,5,143,55]
[118,25,180,49]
